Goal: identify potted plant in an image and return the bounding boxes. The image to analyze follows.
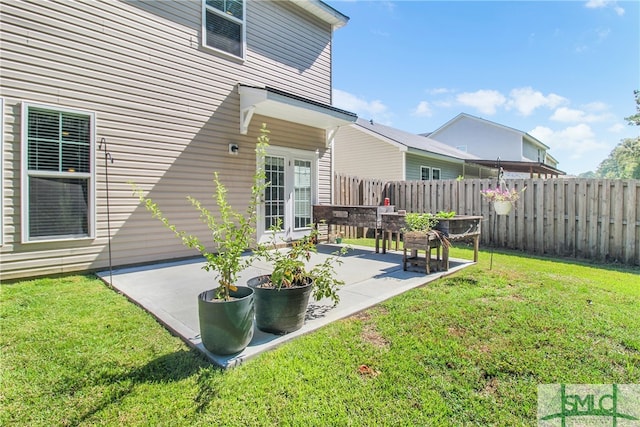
[134,124,271,355]
[247,224,347,334]
[402,212,450,247]
[480,186,526,215]
[401,212,450,274]
[433,210,456,236]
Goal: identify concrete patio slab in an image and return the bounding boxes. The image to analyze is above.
[97,244,474,369]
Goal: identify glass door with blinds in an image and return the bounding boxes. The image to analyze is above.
[261,147,316,243]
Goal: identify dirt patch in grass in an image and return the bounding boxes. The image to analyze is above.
[351,308,391,350]
[475,343,492,354]
[481,376,500,397]
[361,324,390,350]
[498,294,527,302]
[447,326,466,337]
[441,276,479,286]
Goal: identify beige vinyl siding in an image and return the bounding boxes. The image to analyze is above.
[0,0,337,280]
[246,1,333,101]
[405,154,464,181]
[318,145,332,205]
[334,126,404,181]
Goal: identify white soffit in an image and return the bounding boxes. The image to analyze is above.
[238,85,357,135]
[289,0,349,29]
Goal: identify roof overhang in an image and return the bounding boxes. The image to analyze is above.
[238,84,357,136]
[466,159,565,177]
[289,0,349,29]
[524,132,550,150]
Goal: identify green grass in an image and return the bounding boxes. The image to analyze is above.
[2,246,639,426]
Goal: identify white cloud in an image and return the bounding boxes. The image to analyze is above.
[608,123,625,133]
[585,0,625,15]
[551,107,587,122]
[585,0,608,8]
[451,87,567,116]
[507,87,567,116]
[333,89,392,124]
[530,124,610,162]
[596,27,611,41]
[456,90,506,115]
[550,106,614,123]
[412,101,432,117]
[429,87,453,95]
[583,101,609,112]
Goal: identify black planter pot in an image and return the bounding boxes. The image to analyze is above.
[197,286,254,355]
[434,220,449,237]
[247,275,313,335]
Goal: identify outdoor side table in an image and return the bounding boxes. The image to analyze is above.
[403,231,446,274]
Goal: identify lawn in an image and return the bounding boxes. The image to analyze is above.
[1,244,639,426]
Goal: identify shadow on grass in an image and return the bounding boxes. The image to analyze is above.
[71,348,219,424]
[341,238,639,275]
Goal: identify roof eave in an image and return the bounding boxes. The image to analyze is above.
[238,84,357,135]
[289,0,349,29]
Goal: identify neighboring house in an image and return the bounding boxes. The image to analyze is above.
[333,118,495,182]
[0,0,357,281]
[427,113,564,178]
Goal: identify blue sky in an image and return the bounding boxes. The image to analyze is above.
[326,0,640,176]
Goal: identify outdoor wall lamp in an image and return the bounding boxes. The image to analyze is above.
[229,143,239,155]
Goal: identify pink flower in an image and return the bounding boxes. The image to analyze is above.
[480,187,526,203]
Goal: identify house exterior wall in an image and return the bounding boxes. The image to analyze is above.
[522,139,545,162]
[432,116,523,161]
[405,154,464,181]
[333,125,405,181]
[0,0,338,280]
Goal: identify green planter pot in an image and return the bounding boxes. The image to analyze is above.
[247,275,313,335]
[197,286,254,355]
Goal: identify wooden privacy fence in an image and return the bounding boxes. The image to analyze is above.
[333,174,640,266]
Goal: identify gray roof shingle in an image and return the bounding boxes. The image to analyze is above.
[354,118,480,161]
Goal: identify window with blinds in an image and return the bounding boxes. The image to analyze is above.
[203,0,244,58]
[420,166,430,181]
[23,104,94,241]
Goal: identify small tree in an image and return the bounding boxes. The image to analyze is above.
[595,90,640,179]
[135,124,270,300]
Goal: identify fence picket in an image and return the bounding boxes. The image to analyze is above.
[331,174,639,265]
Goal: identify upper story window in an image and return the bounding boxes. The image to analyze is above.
[22,103,95,242]
[203,0,245,58]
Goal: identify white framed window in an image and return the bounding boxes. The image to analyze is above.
[420,166,430,181]
[420,166,441,180]
[202,0,245,59]
[0,97,3,245]
[21,103,95,242]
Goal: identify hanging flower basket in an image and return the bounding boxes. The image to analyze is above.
[493,200,513,215]
[481,186,526,216]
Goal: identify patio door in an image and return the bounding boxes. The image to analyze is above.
[260,147,316,243]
